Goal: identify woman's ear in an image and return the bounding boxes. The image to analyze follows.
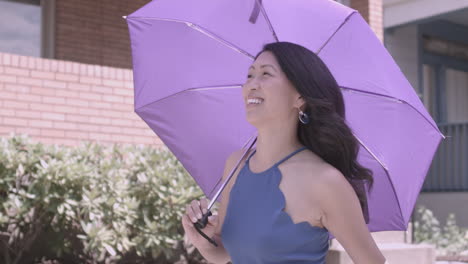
[295,95,306,111]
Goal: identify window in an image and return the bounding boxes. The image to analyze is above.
[335,0,351,6]
[0,0,54,58]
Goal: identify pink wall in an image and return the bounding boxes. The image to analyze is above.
[0,52,162,146]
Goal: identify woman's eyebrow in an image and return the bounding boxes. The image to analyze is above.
[248,64,277,72]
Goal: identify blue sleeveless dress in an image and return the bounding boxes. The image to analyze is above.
[221,147,330,264]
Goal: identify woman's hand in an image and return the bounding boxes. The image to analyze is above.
[181,198,219,248]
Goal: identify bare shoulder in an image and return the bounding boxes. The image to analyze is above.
[292,151,355,204]
[223,148,250,179]
[213,148,252,236]
[292,151,346,184]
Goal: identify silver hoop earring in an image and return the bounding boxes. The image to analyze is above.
[299,110,310,124]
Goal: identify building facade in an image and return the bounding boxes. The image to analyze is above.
[383,0,468,228]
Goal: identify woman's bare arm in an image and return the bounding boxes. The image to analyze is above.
[197,150,245,263]
[317,168,386,264]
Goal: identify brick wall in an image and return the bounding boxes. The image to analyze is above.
[351,0,384,42]
[0,52,162,146]
[54,0,151,69]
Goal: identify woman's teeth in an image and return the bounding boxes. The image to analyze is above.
[247,98,264,104]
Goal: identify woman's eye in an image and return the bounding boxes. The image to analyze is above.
[247,74,252,78]
[263,72,270,76]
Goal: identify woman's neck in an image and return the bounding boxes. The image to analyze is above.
[253,125,303,166]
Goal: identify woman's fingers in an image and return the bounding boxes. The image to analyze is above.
[191,199,203,219]
[200,198,208,214]
[186,204,198,223]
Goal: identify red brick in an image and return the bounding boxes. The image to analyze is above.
[5,67,29,77]
[89,101,112,109]
[41,129,65,138]
[29,103,51,111]
[30,87,56,96]
[89,116,111,125]
[124,81,133,89]
[20,56,28,68]
[43,60,51,71]
[89,132,110,141]
[43,96,66,105]
[29,120,53,128]
[124,97,133,105]
[3,53,11,65]
[51,61,58,71]
[79,91,102,101]
[53,121,77,130]
[0,74,17,83]
[66,114,89,123]
[103,94,124,103]
[4,117,28,126]
[113,88,132,96]
[4,83,30,93]
[53,105,77,114]
[20,94,42,103]
[80,76,101,85]
[1,109,15,117]
[4,100,29,110]
[43,80,67,89]
[28,57,36,69]
[78,108,97,116]
[11,55,19,67]
[65,131,89,139]
[68,82,91,91]
[16,110,41,119]
[102,79,124,88]
[0,91,16,100]
[111,118,133,126]
[77,123,101,132]
[122,127,146,136]
[100,125,122,134]
[66,98,89,107]
[15,127,41,136]
[100,110,125,118]
[91,85,113,94]
[41,112,65,121]
[56,89,79,97]
[56,73,79,82]
[17,77,43,86]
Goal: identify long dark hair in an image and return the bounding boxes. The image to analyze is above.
[257,42,373,223]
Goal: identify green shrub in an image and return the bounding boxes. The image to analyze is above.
[0,134,207,263]
[413,206,468,257]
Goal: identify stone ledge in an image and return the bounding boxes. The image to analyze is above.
[326,242,436,264]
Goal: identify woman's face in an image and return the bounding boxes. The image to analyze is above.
[242,51,303,127]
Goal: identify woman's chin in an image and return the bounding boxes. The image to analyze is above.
[245,113,265,127]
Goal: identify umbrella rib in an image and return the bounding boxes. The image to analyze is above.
[353,133,388,172]
[254,0,279,42]
[317,11,357,55]
[340,86,445,138]
[354,133,406,227]
[187,85,242,92]
[128,16,255,60]
[135,84,243,112]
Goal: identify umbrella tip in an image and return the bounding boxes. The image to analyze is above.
[122,15,127,19]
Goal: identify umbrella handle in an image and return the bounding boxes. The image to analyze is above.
[194,210,218,247]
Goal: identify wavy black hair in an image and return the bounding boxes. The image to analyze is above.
[256,42,373,223]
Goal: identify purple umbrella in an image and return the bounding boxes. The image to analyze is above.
[125,0,444,239]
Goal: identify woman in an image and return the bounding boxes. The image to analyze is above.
[181,42,386,264]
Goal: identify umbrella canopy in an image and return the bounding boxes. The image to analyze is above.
[125,0,444,233]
